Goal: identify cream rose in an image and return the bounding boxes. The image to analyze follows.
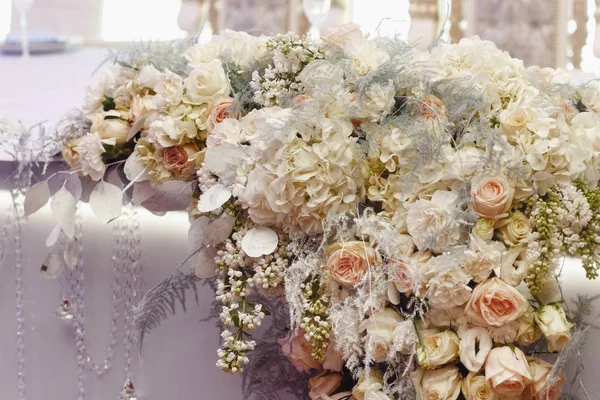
[358,308,403,363]
[461,373,495,400]
[524,358,565,400]
[323,23,364,48]
[417,329,460,369]
[534,304,573,352]
[91,111,130,145]
[465,278,528,327]
[474,218,495,241]
[185,60,231,105]
[495,211,532,246]
[459,327,492,373]
[484,346,532,397]
[415,94,448,121]
[471,175,515,219]
[309,370,343,400]
[515,305,542,346]
[412,366,462,400]
[352,369,390,400]
[207,97,240,133]
[326,241,381,288]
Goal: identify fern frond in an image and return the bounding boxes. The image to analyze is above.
[134,269,200,350]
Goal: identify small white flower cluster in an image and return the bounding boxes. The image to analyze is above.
[216,330,255,374]
[251,33,324,107]
[252,242,291,294]
[215,231,266,373]
[298,278,331,360]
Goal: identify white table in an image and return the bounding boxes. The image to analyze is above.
[1,49,600,400]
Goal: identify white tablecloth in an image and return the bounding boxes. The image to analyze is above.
[1,49,600,400]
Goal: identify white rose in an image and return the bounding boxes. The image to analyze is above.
[185,41,222,69]
[459,327,492,373]
[488,321,518,344]
[407,190,461,253]
[213,30,270,71]
[344,38,390,77]
[359,308,403,363]
[579,86,600,114]
[461,373,495,400]
[353,80,396,121]
[323,23,364,48]
[136,64,161,89]
[185,60,231,105]
[499,103,534,141]
[534,304,573,352]
[417,329,460,369]
[412,366,462,400]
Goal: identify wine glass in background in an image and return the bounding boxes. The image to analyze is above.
[14,0,34,58]
[302,0,331,38]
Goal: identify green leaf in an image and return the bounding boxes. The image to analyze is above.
[102,97,116,112]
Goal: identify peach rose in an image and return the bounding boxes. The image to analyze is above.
[471,175,515,219]
[534,304,573,352]
[322,339,344,372]
[309,370,343,400]
[465,278,528,327]
[387,255,419,304]
[326,241,381,288]
[163,143,198,178]
[412,366,462,400]
[207,97,239,133]
[484,346,532,397]
[278,329,321,373]
[461,372,495,400]
[524,358,565,400]
[293,94,310,107]
[416,94,447,121]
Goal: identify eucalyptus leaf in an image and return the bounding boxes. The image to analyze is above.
[89,181,123,224]
[51,187,77,239]
[24,180,50,216]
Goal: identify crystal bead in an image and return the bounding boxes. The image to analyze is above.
[55,300,74,321]
[120,378,137,400]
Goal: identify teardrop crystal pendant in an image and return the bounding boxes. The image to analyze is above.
[119,378,137,400]
[55,299,74,321]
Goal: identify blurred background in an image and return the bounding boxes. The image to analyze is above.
[1,0,600,70]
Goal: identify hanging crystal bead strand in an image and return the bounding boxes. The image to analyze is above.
[71,209,87,400]
[120,203,142,400]
[10,167,31,400]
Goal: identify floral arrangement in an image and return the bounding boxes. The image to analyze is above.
[23,24,600,400]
